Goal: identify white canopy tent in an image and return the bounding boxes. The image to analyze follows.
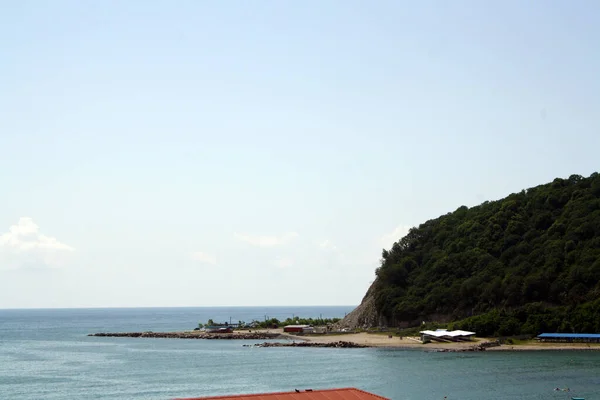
[419,329,476,342]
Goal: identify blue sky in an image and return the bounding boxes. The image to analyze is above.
[1,1,598,308]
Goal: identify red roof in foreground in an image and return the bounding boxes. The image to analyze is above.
[175,388,389,400]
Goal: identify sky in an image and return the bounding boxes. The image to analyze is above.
[1,0,599,308]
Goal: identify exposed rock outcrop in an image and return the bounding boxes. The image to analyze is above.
[336,282,381,329]
[429,341,501,352]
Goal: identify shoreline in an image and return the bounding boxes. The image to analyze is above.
[88,329,600,352]
[272,330,600,351]
[487,343,600,351]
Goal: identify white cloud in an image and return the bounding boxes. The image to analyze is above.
[318,239,337,251]
[234,232,298,247]
[190,251,217,265]
[379,224,412,250]
[273,257,293,269]
[0,217,74,270]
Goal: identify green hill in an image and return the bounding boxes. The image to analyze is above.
[361,173,600,336]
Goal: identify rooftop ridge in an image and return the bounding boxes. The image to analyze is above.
[174,387,390,400]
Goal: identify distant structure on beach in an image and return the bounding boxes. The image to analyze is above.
[536,333,600,343]
[203,326,234,334]
[420,329,476,343]
[175,387,389,400]
[283,325,314,333]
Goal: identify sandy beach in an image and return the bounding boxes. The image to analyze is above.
[262,329,484,350]
[260,329,600,351]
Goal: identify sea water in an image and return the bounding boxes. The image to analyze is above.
[1,307,599,400]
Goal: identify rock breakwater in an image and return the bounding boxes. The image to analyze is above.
[254,340,367,348]
[429,340,501,352]
[88,332,283,340]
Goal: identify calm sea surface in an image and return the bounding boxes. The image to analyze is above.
[1,307,599,400]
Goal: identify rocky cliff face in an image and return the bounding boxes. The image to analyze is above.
[338,280,452,329]
[337,282,382,329]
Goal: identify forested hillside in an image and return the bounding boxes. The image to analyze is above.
[371,173,600,336]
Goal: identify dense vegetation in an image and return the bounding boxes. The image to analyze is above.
[255,317,341,329]
[373,173,600,336]
[198,317,341,330]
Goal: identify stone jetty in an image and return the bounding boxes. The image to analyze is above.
[428,340,501,352]
[254,340,367,348]
[88,331,283,340]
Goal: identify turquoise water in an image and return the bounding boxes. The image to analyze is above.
[1,307,599,399]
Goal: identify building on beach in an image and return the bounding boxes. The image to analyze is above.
[419,329,476,343]
[175,387,389,400]
[204,326,234,333]
[283,325,313,333]
[313,326,328,334]
[536,333,600,343]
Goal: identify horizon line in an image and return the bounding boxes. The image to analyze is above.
[0,305,358,311]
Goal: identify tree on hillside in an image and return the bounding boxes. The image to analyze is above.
[372,172,600,336]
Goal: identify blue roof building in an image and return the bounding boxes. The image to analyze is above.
[537,333,600,343]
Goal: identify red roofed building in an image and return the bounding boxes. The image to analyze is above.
[175,388,389,400]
